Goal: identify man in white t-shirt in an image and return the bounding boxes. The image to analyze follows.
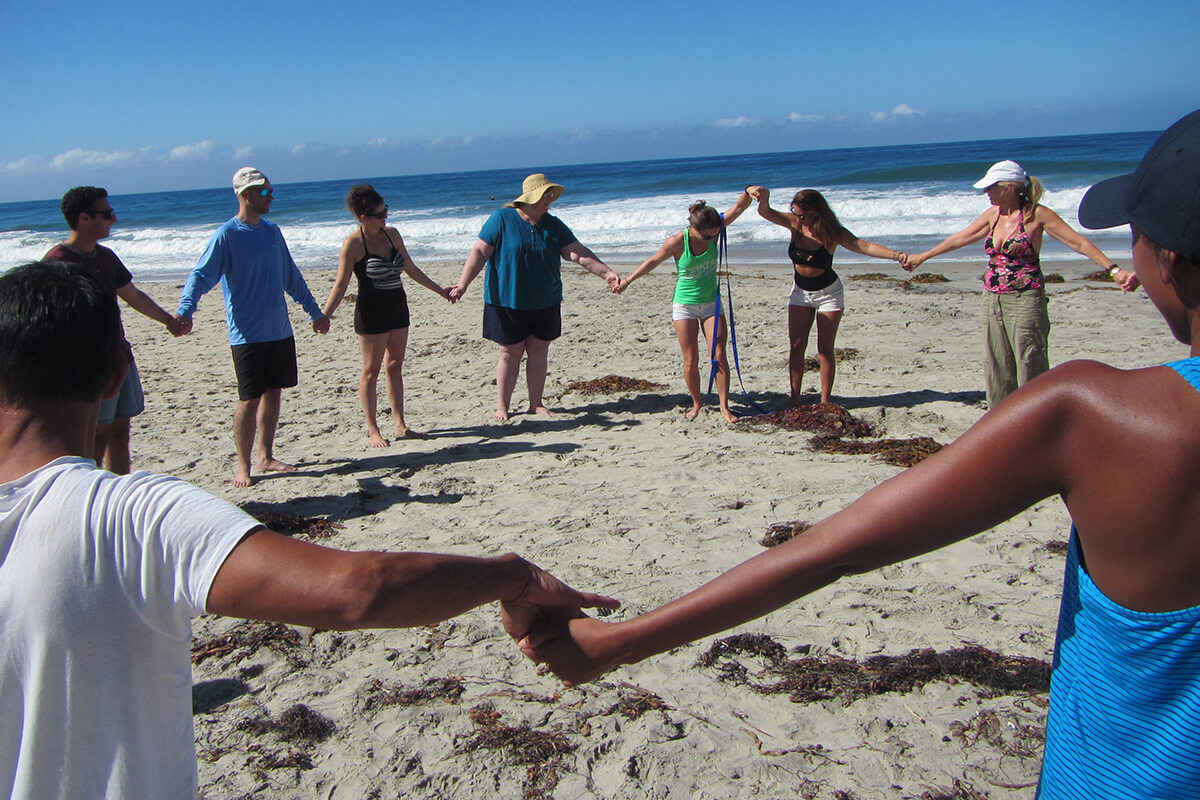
[0,261,618,799]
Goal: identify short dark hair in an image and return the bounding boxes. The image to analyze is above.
[346,184,385,218]
[0,261,125,406]
[60,186,109,231]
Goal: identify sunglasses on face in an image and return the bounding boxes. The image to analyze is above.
[89,208,116,220]
[366,206,389,220]
[256,187,274,197]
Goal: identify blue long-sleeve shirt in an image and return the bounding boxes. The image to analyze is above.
[177,217,322,345]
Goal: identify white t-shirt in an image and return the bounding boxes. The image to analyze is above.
[0,457,260,799]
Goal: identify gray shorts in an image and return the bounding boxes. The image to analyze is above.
[97,359,145,425]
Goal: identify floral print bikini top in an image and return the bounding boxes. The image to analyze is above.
[983,213,1042,293]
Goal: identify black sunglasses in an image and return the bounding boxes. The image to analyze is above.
[366,206,389,220]
[89,208,116,220]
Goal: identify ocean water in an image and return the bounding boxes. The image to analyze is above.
[0,130,1156,281]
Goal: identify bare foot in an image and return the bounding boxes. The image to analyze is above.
[721,408,740,424]
[531,405,556,417]
[367,431,390,448]
[684,405,702,421]
[396,428,427,439]
[494,407,510,422]
[231,469,253,488]
[257,458,297,474]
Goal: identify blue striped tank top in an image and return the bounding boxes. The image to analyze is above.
[1037,357,1200,798]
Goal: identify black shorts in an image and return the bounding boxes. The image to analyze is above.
[482,303,561,345]
[231,336,298,400]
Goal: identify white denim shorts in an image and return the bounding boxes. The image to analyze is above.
[787,277,845,312]
[672,300,719,321]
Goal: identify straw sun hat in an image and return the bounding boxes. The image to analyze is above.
[506,173,564,207]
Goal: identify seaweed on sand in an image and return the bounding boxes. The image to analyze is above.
[191,621,306,668]
[246,509,344,540]
[237,703,336,743]
[456,702,577,800]
[697,634,1050,705]
[803,347,859,372]
[809,433,944,467]
[360,676,466,709]
[760,520,812,547]
[747,403,876,437]
[564,375,666,395]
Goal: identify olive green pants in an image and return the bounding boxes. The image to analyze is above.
[982,288,1049,406]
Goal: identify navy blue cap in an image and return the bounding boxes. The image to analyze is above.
[1079,109,1200,261]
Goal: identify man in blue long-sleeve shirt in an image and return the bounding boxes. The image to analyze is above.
[178,167,330,487]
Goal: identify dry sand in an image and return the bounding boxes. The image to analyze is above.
[124,259,1180,799]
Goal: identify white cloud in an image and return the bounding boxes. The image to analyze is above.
[891,104,922,117]
[367,137,389,148]
[788,112,824,124]
[3,156,41,172]
[169,140,215,160]
[48,148,135,169]
[235,146,254,160]
[714,116,754,128]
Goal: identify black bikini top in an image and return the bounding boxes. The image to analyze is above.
[788,239,833,271]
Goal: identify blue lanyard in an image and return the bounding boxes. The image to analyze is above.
[706,222,767,413]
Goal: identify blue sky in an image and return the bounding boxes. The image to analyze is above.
[1,0,1197,203]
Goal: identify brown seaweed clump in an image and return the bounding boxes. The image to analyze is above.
[191,621,306,667]
[809,433,944,467]
[564,375,666,395]
[760,521,812,547]
[803,347,859,372]
[248,509,344,540]
[748,403,875,437]
[1083,269,1116,282]
[1043,273,1065,284]
[905,272,949,284]
[361,676,466,710]
[949,707,1045,760]
[237,703,337,743]
[848,272,895,282]
[456,702,576,800]
[698,634,1050,705]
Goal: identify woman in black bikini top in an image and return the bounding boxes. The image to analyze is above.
[748,185,909,405]
[322,184,451,447]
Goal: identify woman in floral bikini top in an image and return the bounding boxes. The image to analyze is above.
[904,160,1129,405]
[983,214,1043,293]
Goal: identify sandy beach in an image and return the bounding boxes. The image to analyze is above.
[125,259,1180,799]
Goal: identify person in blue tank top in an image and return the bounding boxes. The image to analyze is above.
[510,110,1200,799]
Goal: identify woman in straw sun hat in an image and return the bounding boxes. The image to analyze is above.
[450,174,621,421]
[906,160,1134,406]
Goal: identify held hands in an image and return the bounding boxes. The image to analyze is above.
[1112,267,1140,293]
[499,559,620,650]
[615,277,632,294]
[903,252,929,272]
[312,314,331,334]
[746,185,766,202]
[516,614,624,687]
[604,271,622,293]
[166,314,192,337]
[447,284,465,303]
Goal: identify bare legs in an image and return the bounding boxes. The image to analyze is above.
[92,418,132,474]
[232,388,295,487]
[674,316,737,423]
[495,336,554,421]
[788,305,843,406]
[358,327,418,447]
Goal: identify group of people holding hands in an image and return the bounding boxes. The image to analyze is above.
[11,109,1200,797]
[50,153,1135,487]
[323,160,1131,448]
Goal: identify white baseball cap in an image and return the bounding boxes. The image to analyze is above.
[232,167,269,195]
[973,160,1028,189]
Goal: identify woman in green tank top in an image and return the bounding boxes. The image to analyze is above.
[617,190,752,422]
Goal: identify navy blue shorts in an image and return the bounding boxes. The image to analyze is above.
[231,336,298,400]
[482,303,561,345]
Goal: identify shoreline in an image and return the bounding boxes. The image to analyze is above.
[125,260,1178,798]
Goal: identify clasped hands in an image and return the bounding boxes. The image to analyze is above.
[501,561,624,687]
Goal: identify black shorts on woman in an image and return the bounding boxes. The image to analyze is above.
[482,303,562,345]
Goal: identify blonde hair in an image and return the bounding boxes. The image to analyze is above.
[996,176,1045,223]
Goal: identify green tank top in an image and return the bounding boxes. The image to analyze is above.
[673,229,719,304]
